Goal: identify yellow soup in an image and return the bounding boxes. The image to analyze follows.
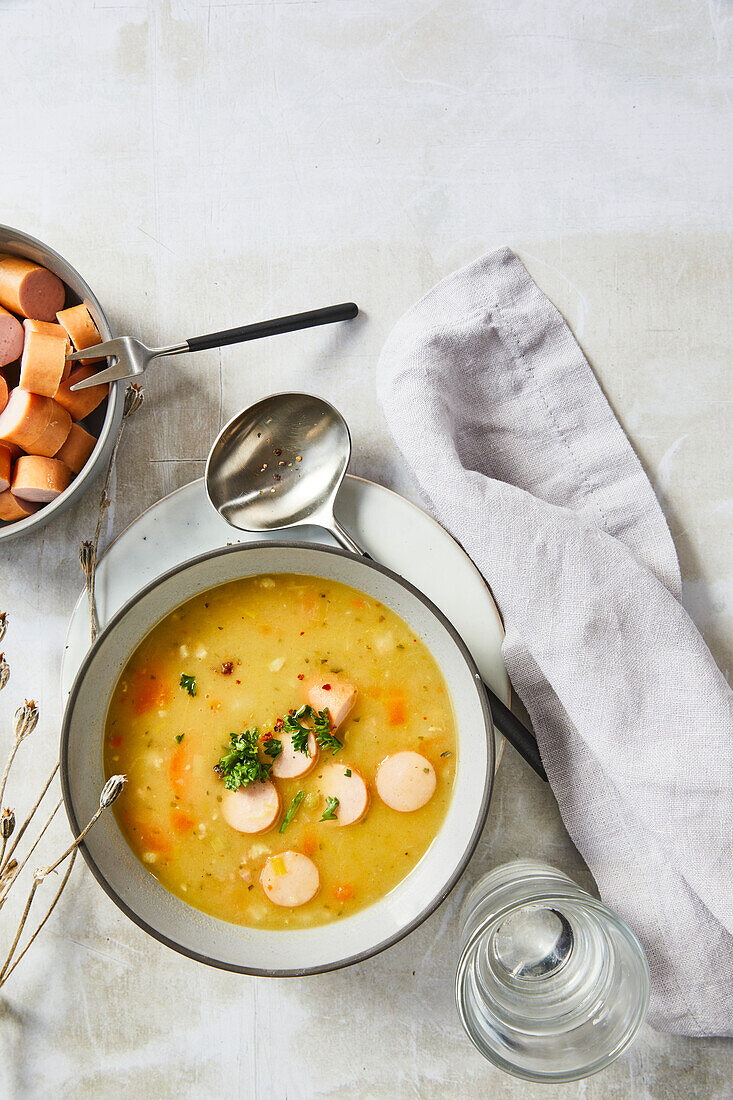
[104,574,457,929]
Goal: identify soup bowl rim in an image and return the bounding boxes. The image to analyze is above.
[60,540,495,975]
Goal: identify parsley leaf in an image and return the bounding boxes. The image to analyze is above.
[320,796,339,821]
[179,673,197,696]
[440,750,452,758]
[175,733,185,744]
[279,790,306,833]
[215,729,270,790]
[344,768,351,777]
[281,704,342,756]
[263,738,282,760]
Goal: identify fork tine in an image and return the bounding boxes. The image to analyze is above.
[65,338,120,362]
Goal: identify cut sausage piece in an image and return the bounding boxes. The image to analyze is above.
[260,851,319,907]
[0,489,40,523]
[0,306,23,368]
[376,752,436,813]
[24,319,71,377]
[54,366,108,421]
[56,304,103,364]
[27,399,71,458]
[0,256,65,321]
[19,328,68,397]
[0,443,11,492]
[0,374,7,414]
[269,731,319,779]
[54,422,96,473]
[308,679,357,729]
[319,763,370,826]
[0,389,53,449]
[222,779,280,834]
[11,455,72,502]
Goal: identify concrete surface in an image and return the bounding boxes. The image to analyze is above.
[0,1,730,1096]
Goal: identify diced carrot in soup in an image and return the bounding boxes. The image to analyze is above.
[387,694,407,726]
[130,670,171,715]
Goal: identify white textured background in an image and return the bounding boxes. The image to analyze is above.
[0,1,731,1096]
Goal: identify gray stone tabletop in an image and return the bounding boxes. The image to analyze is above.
[0,1,730,1096]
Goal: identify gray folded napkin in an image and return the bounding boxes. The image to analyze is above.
[376,248,733,1037]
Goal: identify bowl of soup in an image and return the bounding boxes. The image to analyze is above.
[61,542,495,974]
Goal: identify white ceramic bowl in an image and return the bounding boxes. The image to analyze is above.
[0,224,123,542]
[61,543,495,975]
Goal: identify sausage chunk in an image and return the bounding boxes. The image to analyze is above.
[0,256,65,321]
[308,679,357,729]
[0,306,23,368]
[269,731,319,780]
[222,779,280,834]
[260,851,319,907]
[54,422,96,473]
[319,763,370,826]
[376,752,436,812]
[12,455,73,502]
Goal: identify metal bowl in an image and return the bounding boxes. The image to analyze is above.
[0,224,124,542]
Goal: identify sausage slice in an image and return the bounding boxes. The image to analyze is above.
[56,304,103,364]
[319,763,369,826]
[0,444,11,492]
[0,256,65,321]
[269,731,319,779]
[54,366,108,421]
[0,306,23,368]
[222,779,281,834]
[12,455,73,502]
[0,389,53,449]
[54,422,96,473]
[260,851,319,907]
[26,399,71,458]
[0,489,40,522]
[376,752,437,812]
[307,679,357,729]
[19,328,68,396]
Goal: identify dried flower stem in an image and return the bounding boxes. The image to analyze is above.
[82,384,144,642]
[1,761,59,874]
[0,852,77,988]
[0,797,63,908]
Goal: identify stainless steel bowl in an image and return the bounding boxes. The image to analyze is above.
[0,224,124,542]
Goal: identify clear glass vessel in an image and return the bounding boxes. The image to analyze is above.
[455,860,650,1083]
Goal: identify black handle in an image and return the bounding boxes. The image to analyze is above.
[186,303,359,353]
[484,683,547,780]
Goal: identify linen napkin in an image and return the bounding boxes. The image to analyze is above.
[376,248,733,1037]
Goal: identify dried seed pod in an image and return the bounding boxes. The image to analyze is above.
[99,774,127,808]
[0,613,6,645]
[0,655,9,693]
[13,700,38,742]
[1,808,15,839]
[123,384,144,419]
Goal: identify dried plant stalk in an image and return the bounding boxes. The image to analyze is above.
[82,384,144,642]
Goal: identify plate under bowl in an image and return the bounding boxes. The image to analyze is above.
[0,224,124,542]
[61,543,495,975]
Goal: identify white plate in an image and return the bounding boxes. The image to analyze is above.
[62,475,508,765]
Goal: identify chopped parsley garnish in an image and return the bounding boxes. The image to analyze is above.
[179,673,197,696]
[440,751,452,758]
[281,704,342,756]
[263,738,282,760]
[320,796,340,821]
[279,790,306,833]
[175,733,185,744]
[215,729,269,790]
[344,768,351,777]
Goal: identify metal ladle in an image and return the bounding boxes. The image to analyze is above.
[205,392,546,780]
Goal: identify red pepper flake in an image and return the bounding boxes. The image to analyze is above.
[262,731,273,741]
[299,631,305,636]
[322,683,331,690]
[235,679,241,685]
[274,717,284,731]
[220,661,234,675]
[297,673,305,681]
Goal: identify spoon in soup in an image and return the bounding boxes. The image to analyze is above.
[205,392,547,780]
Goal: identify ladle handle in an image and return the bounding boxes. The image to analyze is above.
[186,303,359,353]
[330,518,367,556]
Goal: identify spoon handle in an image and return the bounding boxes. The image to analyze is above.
[185,303,358,353]
[328,518,548,781]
